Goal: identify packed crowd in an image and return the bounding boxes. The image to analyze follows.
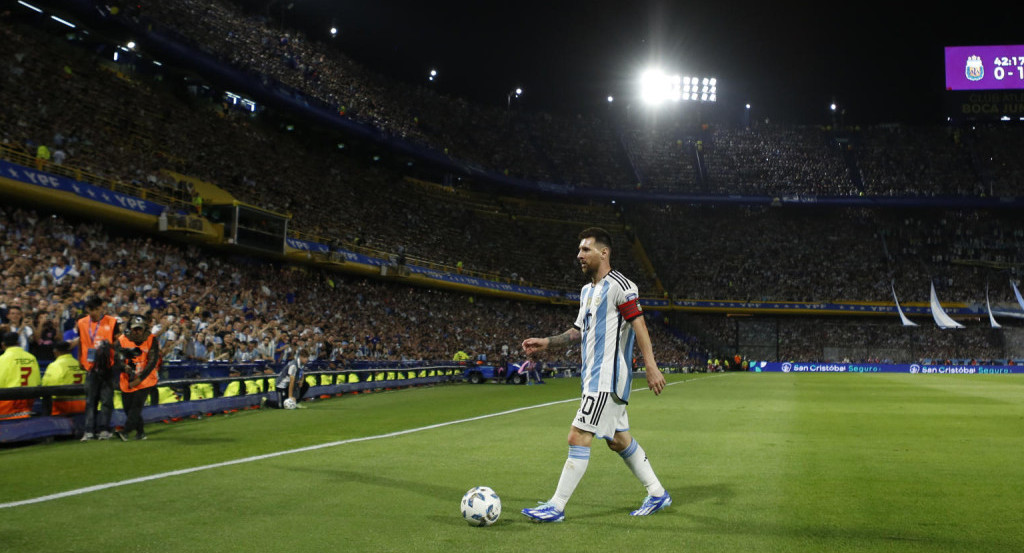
[5,16,1023,307]
[112,0,1020,198]
[2,11,1022,368]
[127,0,634,190]
[703,126,852,196]
[0,16,660,292]
[630,204,1023,304]
[0,207,699,370]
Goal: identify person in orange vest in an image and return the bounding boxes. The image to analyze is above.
[74,296,121,441]
[0,332,41,421]
[115,316,162,441]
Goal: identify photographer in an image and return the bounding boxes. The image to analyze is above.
[116,316,161,441]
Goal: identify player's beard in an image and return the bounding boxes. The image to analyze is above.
[580,259,597,280]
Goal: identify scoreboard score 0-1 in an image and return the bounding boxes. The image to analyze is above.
[946,45,1024,91]
[946,45,1024,121]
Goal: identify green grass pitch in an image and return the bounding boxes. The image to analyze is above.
[1,373,1022,552]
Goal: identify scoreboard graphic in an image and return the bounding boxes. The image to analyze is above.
[946,45,1024,91]
[945,45,1024,120]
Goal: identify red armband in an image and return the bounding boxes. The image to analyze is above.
[617,298,643,321]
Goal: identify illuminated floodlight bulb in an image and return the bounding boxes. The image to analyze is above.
[515,87,523,96]
[691,92,698,101]
[702,77,709,85]
[709,94,716,102]
[830,103,837,111]
[51,15,76,28]
[746,103,751,109]
[18,1,44,14]
[330,27,337,36]
[710,78,717,86]
[640,68,666,105]
[701,93,708,101]
[683,76,691,85]
[430,69,437,76]
[126,41,136,49]
[607,95,614,103]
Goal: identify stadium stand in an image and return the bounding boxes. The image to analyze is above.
[2,3,1024,443]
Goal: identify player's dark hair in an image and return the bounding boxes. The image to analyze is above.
[578,227,612,250]
[53,340,71,353]
[85,296,104,310]
[2,332,20,347]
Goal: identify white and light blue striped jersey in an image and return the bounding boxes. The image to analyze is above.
[573,270,643,402]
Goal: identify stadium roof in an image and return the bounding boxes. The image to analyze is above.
[248,1,1014,124]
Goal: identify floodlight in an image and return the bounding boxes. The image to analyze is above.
[430,69,437,76]
[830,103,837,111]
[18,1,42,13]
[126,41,136,49]
[51,15,76,28]
[515,87,523,96]
[607,96,614,103]
[746,103,751,109]
[640,69,666,105]
[330,27,337,36]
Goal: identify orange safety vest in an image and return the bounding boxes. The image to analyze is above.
[118,334,160,393]
[76,315,118,371]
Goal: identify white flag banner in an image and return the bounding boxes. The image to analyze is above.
[891,282,918,326]
[930,282,964,329]
[1012,280,1024,312]
[986,284,1002,328]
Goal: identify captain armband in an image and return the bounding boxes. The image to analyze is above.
[617,298,643,321]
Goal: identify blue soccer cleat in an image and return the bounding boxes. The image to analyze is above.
[629,492,672,516]
[521,502,565,523]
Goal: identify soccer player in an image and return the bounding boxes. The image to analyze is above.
[521,227,671,522]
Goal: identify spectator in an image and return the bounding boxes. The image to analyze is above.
[0,331,41,421]
[41,340,87,415]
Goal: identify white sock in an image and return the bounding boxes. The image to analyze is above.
[549,445,590,511]
[619,439,666,497]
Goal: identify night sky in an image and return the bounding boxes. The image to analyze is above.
[245,1,1018,125]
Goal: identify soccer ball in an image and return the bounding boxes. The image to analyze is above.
[460,486,501,527]
[283,398,297,410]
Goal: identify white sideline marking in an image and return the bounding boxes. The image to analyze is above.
[0,376,718,509]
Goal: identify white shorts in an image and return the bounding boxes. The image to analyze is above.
[571,391,629,441]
